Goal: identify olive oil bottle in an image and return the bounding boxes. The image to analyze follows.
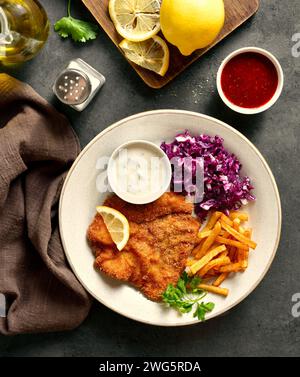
[0,0,49,66]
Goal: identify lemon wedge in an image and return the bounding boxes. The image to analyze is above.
[119,35,170,76]
[109,0,161,42]
[96,206,130,251]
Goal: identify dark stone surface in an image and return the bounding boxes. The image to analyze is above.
[0,0,299,357]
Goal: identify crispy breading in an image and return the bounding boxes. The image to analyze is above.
[87,192,200,301]
[103,191,194,223]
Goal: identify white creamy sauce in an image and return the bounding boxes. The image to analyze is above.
[111,144,167,201]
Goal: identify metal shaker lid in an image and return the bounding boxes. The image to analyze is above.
[54,69,92,106]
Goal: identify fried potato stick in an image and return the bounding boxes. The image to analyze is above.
[229,211,249,222]
[220,214,233,226]
[215,236,249,250]
[213,273,229,287]
[220,221,257,249]
[198,230,212,239]
[196,221,222,259]
[219,262,244,273]
[191,244,226,275]
[198,284,229,297]
[201,211,222,232]
[198,256,231,277]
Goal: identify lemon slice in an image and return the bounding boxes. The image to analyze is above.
[109,0,161,42]
[96,206,130,251]
[119,36,170,76]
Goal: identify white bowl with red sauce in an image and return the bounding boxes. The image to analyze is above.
[217,47,284,114]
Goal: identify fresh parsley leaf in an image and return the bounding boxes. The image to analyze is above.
[162,273,215,322]
[177,278,187,295]
[181,271,190,285]
[193,302,215,321]
[189,276,202,291]
[54,0,99,43]
[162,284,183,308]
[179,302,194,314]
[55,17,98,42]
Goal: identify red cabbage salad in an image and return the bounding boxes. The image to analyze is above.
[160,130,255,220]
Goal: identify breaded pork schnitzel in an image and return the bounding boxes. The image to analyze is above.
[87,192,200,301]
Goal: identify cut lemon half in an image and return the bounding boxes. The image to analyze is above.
[96,206,130,251]
[119,36,170,76]
[109,0,161,42]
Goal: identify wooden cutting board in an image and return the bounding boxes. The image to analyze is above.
[82,0,260,88]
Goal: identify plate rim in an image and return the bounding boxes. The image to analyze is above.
[59,109,282,327]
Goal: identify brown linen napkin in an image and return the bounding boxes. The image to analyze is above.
[0,74,92,334]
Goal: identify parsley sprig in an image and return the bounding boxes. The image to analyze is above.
[54,0,99,43]
[162,272,215,321]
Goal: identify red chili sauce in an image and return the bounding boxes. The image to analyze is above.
[221,52,278,109]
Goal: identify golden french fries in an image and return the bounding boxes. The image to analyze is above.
[213,273,229,287]
[219,250,228,257]
[215,236,249,250]
[198,284,229,297]
[196,221,221,259]
[236,247,246,262]
[240,228,252,269]
[228,246,236,261]
[186,259,195,267]
[233,218,241,230]
[219,262,244,273]
[190,244,226,275]
[198,230,212,239]
[188,210,257,297]
[239,225,245,234]
[192,240,203,256]
[219,229,230,238]
[229,211,249,222]
[220,221,257,249]
[220,213,233,226]
[198,256,231,277]
[201,211,222,232]
[203,269,220,278]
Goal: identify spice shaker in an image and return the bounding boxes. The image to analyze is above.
[53,58,105,111]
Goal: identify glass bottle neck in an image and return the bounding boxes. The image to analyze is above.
[0,7,13,44]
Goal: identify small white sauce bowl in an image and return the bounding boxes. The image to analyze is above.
[216,47,284,115]
[107,140,172,204]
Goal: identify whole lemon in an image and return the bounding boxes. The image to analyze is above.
[160,0,225,56]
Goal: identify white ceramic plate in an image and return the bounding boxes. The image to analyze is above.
[59,110,281,326]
